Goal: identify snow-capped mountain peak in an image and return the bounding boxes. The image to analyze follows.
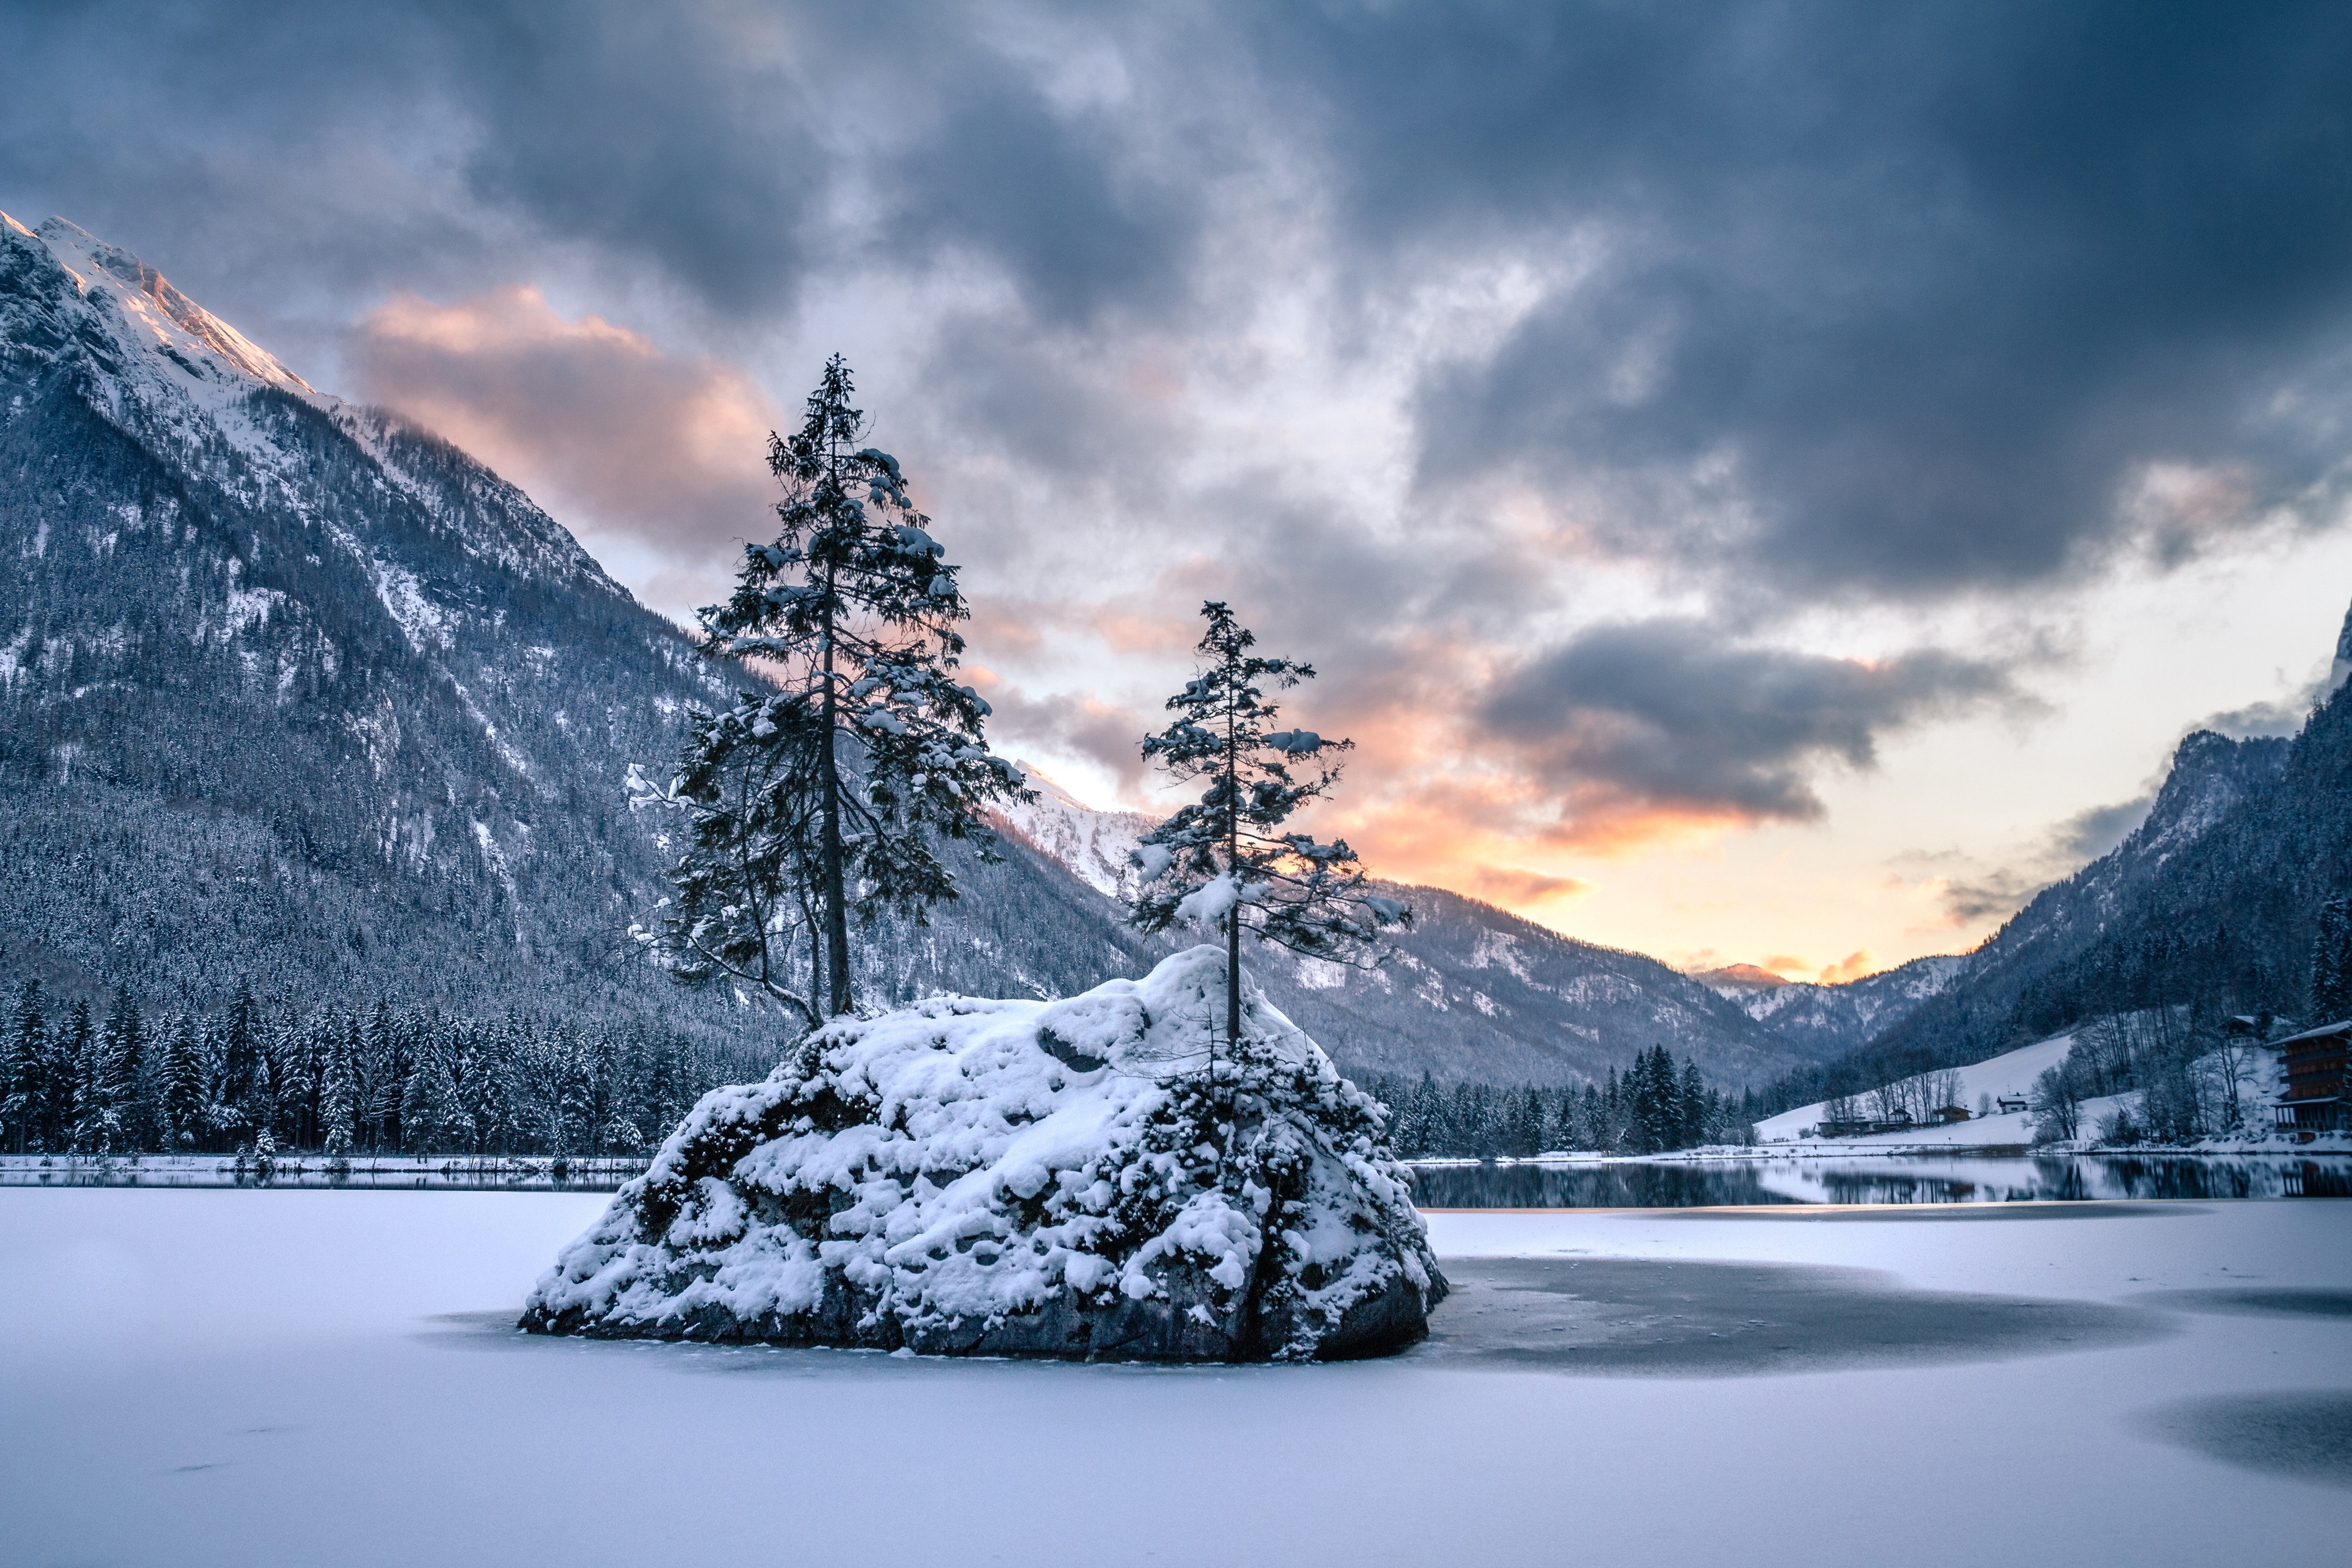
[25,214,316,395]
[993,763,1156,900]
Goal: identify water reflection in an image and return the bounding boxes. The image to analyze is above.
[1410,1154,2352,1208]
[0,1158,647,1193]
[7,1152,2347,1205]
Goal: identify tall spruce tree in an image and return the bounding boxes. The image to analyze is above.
[321,1030,358,1161]
[161,1012,205,1150]
[2310,896,2351,1022]
[2,981,42,1154]
[1131,601,1410,1062]
[660,354,1025,1021]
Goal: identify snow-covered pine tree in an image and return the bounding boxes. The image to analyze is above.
[2310,897,2351,1022]
[655,354,1026,1021]
[402,1040,454,1154]
[1131,601,1410,1070]
[321,1032,358,1163]
[161,1012,204,1150]
[1,981,41,1154]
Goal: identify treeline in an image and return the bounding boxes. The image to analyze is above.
[0,978,777,1158]
[2027,1006,2272,1144]
[1363,1046,1759,1159]
[1767,693,2352,1118]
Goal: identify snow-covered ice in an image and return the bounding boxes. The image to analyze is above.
[3,1188,2346,1566]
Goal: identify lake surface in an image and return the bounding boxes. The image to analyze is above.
[7,1151,2349,1204]
[0,1158,648,1193]
[1408,1152,2352,1207]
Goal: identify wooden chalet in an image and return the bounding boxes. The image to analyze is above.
[2271,1019,2351,1133]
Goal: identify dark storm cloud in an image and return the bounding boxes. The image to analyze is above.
[0,1,1205,332]
[15,2,2350,602]
[1480,619,2019,835]
[1239,1,2352,600]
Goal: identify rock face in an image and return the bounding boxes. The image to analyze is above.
[521,946,1448,1361]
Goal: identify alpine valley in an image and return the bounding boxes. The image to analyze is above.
[3,213,2340,1101]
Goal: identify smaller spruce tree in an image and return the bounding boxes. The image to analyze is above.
[1131,601,1410,1072]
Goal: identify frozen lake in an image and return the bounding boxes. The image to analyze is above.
[2,1189,2346,1566]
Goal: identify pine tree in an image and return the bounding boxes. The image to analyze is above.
[222,980,259,1102]
[161,1012,205,1150]
[2,981,43,1154]
[676,355,1025,1021]
[2311,897,2351,1022]
[59,998,98,1152]
[321,1030,358,1163]
[403,1039,454,1154]
[1131,601,1410,1063]
[1678,1056,1707,1150]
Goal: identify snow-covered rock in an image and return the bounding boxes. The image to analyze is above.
[521,946,1447,1360]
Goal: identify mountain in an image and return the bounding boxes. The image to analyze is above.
[0,213,1156,1034]
[989,773,1836,1088]
[1775,652,2349,1105]
[996,763,1154,902]
[1692,963,1793,997]
[0,212,1851,1094]
[1717,954,1974,1059]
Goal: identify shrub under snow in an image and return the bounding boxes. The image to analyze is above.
[521,946,1446,1361]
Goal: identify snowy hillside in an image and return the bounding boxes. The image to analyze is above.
[0,214,1162,1023]
[1756,1033,2080,1146]
[993,763,1154,900]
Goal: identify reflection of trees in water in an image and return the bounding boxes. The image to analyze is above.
[1409,1162,1796,1208]
[1816,1172,2009,1204]
[1402,1161,1787,1213]
[1412,1155,2351,1206]
[2093,1159,2274,1200]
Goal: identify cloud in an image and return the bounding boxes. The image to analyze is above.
[1817,951,1876,986]
[1244,1,2352,602]
[1477,619,2022,847]
[352,286,781,612]
[965,671,1154,799]
[1900,789,2155,927]
[11,0,2352,953]
[1466,866,1593,906]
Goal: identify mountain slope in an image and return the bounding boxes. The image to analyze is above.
[0,212,1842,1093]
[0,214,1153,1030]
[1783,688,2341,1104]
[1718,954,1974,1058]
[990,776,1832,1088]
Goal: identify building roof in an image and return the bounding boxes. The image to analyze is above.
[2272,1018,2352,1049]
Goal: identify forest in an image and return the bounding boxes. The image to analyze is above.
[0,978,776,1160]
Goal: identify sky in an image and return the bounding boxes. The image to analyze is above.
[8,1,2352,982]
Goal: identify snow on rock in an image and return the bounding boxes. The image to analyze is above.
[522,945,1446,1361]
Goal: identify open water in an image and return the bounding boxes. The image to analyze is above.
[7,1150,2349,1204]
[1407,1151,2352,1207]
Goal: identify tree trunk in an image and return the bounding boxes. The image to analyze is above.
[819,590,852,1016]
[1224,680,1241,1067]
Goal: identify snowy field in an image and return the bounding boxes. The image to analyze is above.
[3,1192,2346,1567]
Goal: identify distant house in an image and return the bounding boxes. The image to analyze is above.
[1930,1105,1971,1124]
[1996,1095,2029,1114]
[2272,1020,2351,1132]
[1816,1114,1916,1137]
